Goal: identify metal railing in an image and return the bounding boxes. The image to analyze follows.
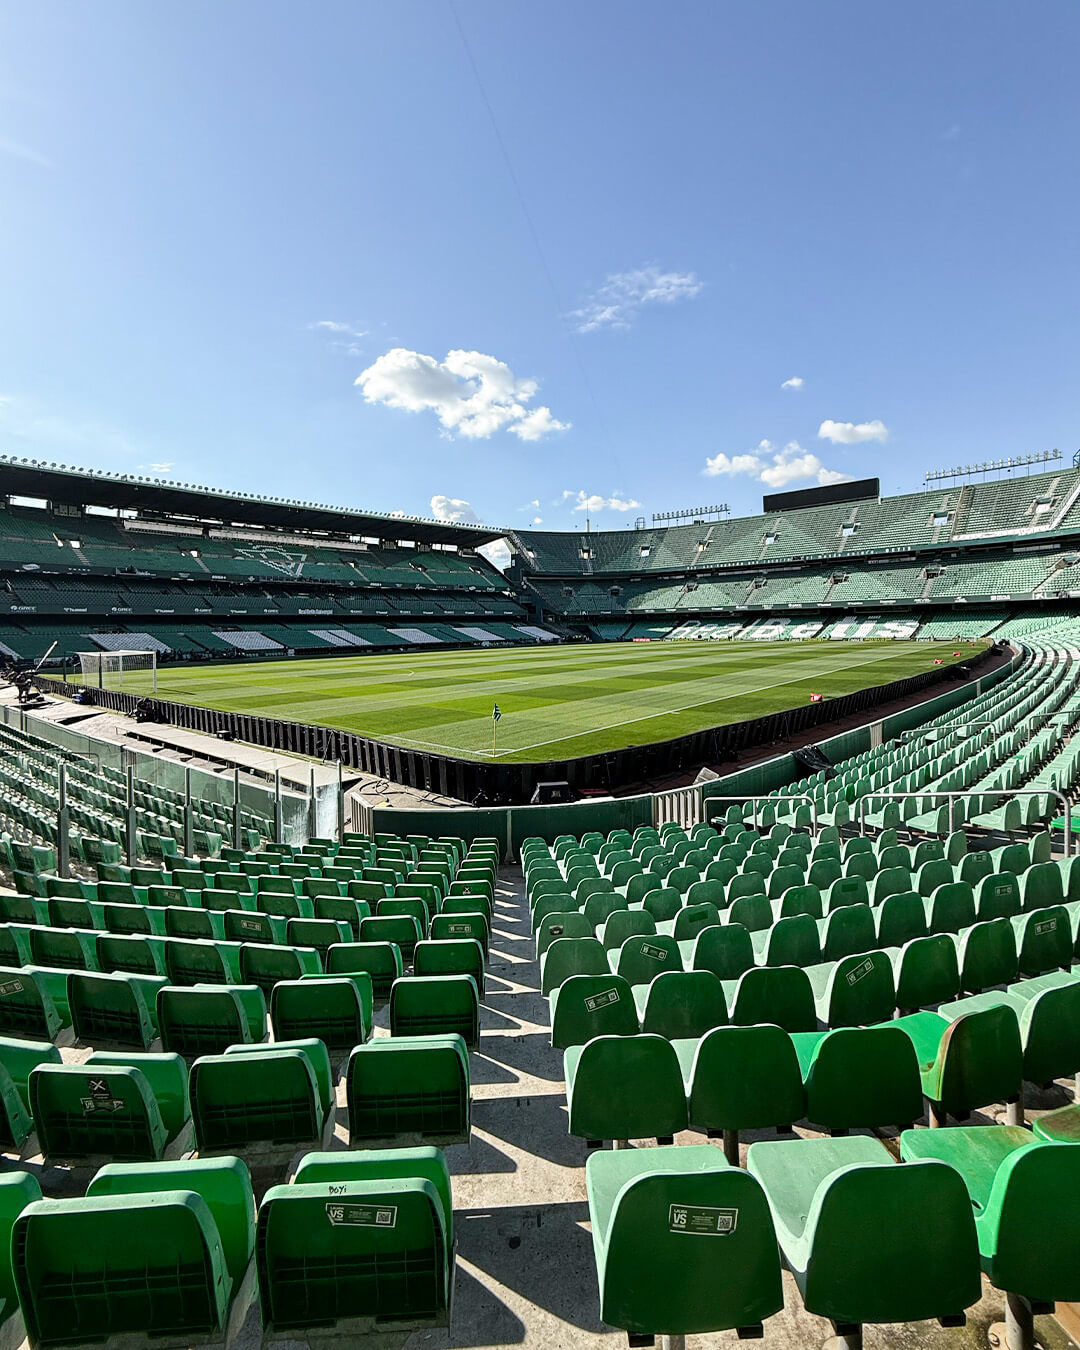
[705,794,819,835]
[653,784,704,829]
[854,789,1073,857]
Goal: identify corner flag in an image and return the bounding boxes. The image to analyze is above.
[491,703,501,757]
[492,704,501,721]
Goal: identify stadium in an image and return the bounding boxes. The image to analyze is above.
[0,452,1075,1350]
[4,6,1080,1350]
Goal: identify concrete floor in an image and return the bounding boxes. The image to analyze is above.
[20,863,1080,1350]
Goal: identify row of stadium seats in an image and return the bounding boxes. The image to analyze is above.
[0,1148,455,1342]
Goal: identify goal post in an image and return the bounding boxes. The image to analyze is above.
[76,650,158,692]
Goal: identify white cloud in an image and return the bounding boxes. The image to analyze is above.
[780,376,804,390]
[429,494,481,525]
[310,320,368,338]
[704,439,852,488]
[135,461,174,475]
[818,418,889,444]
[356,348,569,442]
[572,266,703,333]
[564,489,641,513]
[479,539,511,571]
[531,516,543,526]
[0,136,50,168]
[388,509,407,518]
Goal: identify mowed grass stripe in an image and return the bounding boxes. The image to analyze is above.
[112,638,978,763]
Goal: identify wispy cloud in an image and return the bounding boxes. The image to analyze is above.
[780,376,804,390]
[572,266,703,333]
[135,461,174,475]
[0,136,50,168]
[818,419,888,444]
[309,319,370,358]
[356,348,569,442]
[704,439,852,488]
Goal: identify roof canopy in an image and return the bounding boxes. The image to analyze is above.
[0,456,506,546]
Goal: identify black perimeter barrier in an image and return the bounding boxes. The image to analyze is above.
[34,644,998,806]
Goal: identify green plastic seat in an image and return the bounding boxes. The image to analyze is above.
[1012,906,1073,977]
[257,1167,453,1334]
[326,941,404,1001]
[893,1006,1023,1122]
[430,910,490,953]
[755,914,821,968]
[725,965,817,1032]
[678,1023,804,1139]
[586,1144,782,1339]
[891,934,961,1012]
[0,1038,59,1148]
[190,1042,329,1153]
[271,975,370,1057]
[68,971,160,1049]
[549,973,639,1050]
[807,951,895,1028]
[875,891,929,948]
[238,941,322,994]
[632,969,726,1039]
[691,924,754,980]
[0,966,63,1040]
[791,1025,923,1130]
[29,1058,180,1161]
[157,983,265,1057]
[412,938,485,997]
[977,871,1022,921]
[957,917,1019,993]
[164,938,234,987]
[389,974,479,1049]
[747,1134,981,1328]
[346,1034,470,1145]
[818,905,875,963]
[0,1171,40,1317]
[540,936,609,996]
[88,1154,254,1288]
[901,1126,1080,1304]
[611,933,682,986]
[564,1033,687,1144]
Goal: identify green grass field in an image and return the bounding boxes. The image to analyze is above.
[100,639,980,763]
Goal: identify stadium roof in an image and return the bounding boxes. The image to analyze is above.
[0,455,506,546]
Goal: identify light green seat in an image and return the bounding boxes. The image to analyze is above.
[190,1042,329,1153]
[157,983,266,1058]
[893,1006,1023,1123]
[389,973,479,1049]
[67,970,160,1050]
[586,1145,782,1340]
[325,941,403,1001]
[901,1126,1080,1304]
[270,976,370,1059]
[748,1134,980,1328]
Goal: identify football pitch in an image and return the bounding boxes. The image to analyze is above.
[105,639,979,763]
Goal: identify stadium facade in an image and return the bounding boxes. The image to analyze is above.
[0,457,1075,664]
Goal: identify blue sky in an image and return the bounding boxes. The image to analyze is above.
[1,1,1078,549]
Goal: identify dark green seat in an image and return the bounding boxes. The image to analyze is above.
[691,924,754,980]
[190,1041,330,1153]
[28,927,93,972]
[15,1156,252,1344]
[0,966,63,1040]
[389,973,479,1049]
[808,951,895,1028]
[791,1025,922,1130]
[549,973,638,1050]
[893,1006,1023,1123]
[238,942,322,994]
[346,1033,470,1144]
[977,871,1021,921]
[157,983,266,1057]
[164,938,233,987]
[412,937,485,996]
[632,970,726,1039]
[564,1033,687,1145]
[773,884,822,921]
[875,890,928,948]
[957,917,1019,993]
[0,1037,60,1149]
[818,905,875,963]
[755,914,820,968]
[1012,906,1073,977]
[540,937,609,996]
[68,971,160,1049]
[678,1023,804,1141]
[359,914,423,962]
[611,933,682,986]
[536,911,592,958]
[891,934,961,1012]
[315,894,370,939]
[257,1163,453,1334]
[725,965,817,1032]
[271,976,370,1057]
[748,1134,980,1329]
[901,1126,1080,1305]
[29,1053,188,1161]
[586,1145,782,1340]
[326,941,403,1001]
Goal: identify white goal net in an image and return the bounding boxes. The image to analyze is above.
[77,650,158,692]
